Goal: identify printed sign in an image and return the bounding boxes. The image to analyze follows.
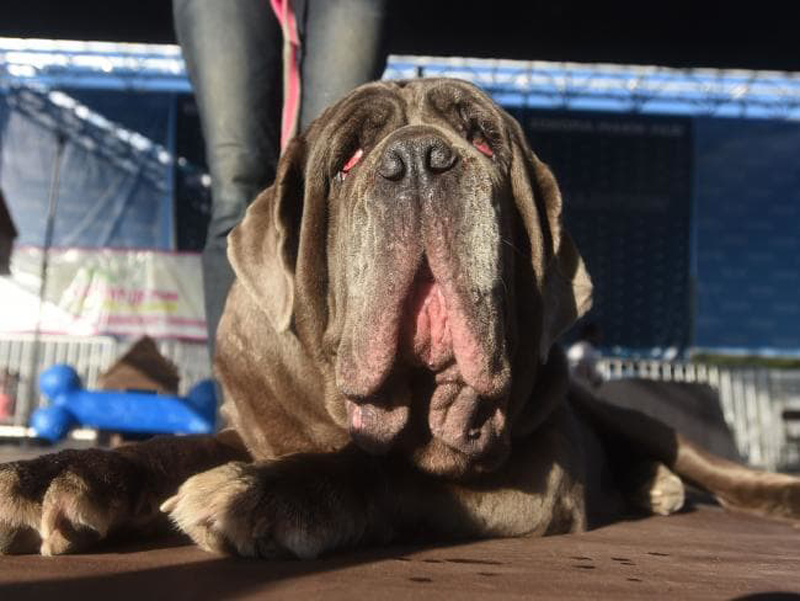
[1,247,207,340]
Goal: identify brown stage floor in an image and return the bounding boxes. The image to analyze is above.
[0,504,798,600]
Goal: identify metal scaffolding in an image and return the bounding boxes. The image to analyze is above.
[386,56,800,120]
[0,38,190,93]
[6,86,174,190]
[3,86,207,194]
[1,37,800,119]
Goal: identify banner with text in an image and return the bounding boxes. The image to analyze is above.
[1,247,206,340]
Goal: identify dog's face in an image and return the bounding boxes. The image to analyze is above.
[229,79,592,478]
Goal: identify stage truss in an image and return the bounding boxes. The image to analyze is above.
[1,38,799,120]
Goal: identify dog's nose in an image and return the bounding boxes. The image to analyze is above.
[378,135,457,182]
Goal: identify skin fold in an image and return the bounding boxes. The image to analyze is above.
[1,80,797,558]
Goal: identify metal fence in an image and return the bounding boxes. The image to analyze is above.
[0,334,211,432]
[599,359,800,471]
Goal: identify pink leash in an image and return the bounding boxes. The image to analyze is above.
[270,0,302,150]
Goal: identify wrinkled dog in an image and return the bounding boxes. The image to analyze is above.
[2,79,798,558]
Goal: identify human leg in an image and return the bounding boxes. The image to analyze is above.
[298,0,389,129]
[173,0,283,357]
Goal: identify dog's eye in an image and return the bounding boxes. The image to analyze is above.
[339,148,364,179]
[471,135,494,158]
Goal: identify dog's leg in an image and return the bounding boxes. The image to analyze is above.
[0,431,248,555]
[571,384,800,522]
[163,415,591,559]
[669,436,800,520]
[161,446,396,559]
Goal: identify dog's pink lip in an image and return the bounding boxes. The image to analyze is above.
[424,256,510,400]
[337,253,510,459]
[400,258,455,373]
[399,256,509,402]
[337,252,509,401]
[338,254,458,405]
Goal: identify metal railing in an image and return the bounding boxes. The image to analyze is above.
[0,334,211,431]
[599,359,799,471]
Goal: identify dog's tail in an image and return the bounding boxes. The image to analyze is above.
[570,382,800,522]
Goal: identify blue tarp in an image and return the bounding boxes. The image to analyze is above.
[0,88,174,249]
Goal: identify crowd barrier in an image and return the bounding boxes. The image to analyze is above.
[600,359,800,471]
[0,334,211,435]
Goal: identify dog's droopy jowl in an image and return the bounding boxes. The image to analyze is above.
[1,79,798,558]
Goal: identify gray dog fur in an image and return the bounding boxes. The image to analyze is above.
[1,79,798,559]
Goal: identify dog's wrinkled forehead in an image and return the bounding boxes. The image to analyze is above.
[307,79,512,175]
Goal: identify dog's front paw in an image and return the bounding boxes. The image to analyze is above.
[162,458,378,559]
[0,449,148,555]
[160,462,269,557]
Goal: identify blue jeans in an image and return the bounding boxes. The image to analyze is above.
[173,0,388,357]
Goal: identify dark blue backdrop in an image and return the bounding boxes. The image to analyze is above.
[693,118,800,353]
[512,108,694,353]
[514,109,800,355]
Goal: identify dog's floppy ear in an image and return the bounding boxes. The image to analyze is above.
[228,138,306,332]
[505,116,593,358]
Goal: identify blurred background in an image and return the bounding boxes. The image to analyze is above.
[0,1,799,470]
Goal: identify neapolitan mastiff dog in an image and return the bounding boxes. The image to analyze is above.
[1,79,798,558]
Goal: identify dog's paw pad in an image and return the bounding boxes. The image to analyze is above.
[0,450,145,555]
[162,462,261,556]
[38,472,115,555]
[0,468,42,555]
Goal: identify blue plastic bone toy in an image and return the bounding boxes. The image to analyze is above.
[31,364,216,442]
